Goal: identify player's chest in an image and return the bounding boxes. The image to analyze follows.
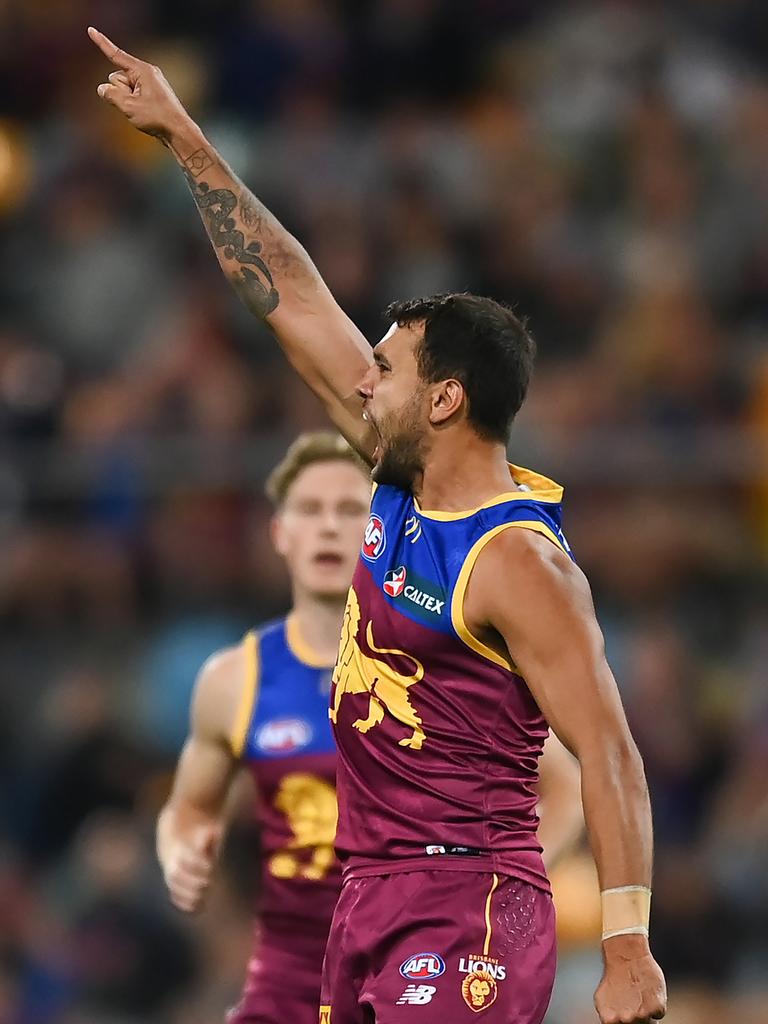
[357,506,463,638]
[248,668,335,764]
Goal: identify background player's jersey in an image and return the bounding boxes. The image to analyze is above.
[330,465,573,892]
[232,616,340,943]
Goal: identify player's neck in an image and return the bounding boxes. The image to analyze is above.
[289,592,345,666]
[416,436,514,513]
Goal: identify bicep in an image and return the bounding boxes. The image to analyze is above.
[270,302,377,464]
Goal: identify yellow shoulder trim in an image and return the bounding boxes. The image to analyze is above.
[286,614,335,669]
[371,481,378,499]
[414,464,563,521]
[451,520,568,671]
[229,631,260,758]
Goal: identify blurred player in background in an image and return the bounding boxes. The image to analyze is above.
[156,430,582,1024]
[157,432,370,1024]
[92,29,664,1024]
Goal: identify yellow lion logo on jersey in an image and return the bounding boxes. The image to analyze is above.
[268,773,338,881]
[330,586,426,749]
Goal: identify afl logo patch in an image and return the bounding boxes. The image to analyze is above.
[400,953,446,980]
[383,566,407,597]
[256,718,312,755]
[362,514,386,561]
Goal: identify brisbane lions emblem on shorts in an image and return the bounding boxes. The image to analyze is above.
[460,969,498,1012]
[383,566,406,597]
[362,514,386,560]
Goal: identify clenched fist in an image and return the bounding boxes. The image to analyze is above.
[594,937,667,1024]
[88,26,193,145]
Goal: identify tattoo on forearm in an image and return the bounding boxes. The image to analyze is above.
[184,149,214,178]
[182,159,280,318]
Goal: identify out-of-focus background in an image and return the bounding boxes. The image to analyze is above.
[0,1,766,1022]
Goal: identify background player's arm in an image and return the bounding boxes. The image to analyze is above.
[156,645,245,912]
[467,529,666,1023]
[537,732,583,871]
[88,28,375,461]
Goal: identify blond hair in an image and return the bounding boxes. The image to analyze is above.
[265,431,368,506]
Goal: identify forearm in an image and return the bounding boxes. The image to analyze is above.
[165,120,321,321]
[156,803,176,864]
[156,797,226,864]
[165,121,374,447]
[580,739,653,890]
[90,27,374,449]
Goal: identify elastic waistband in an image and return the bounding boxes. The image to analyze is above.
[341,852,551,894]
[342,852,493,879]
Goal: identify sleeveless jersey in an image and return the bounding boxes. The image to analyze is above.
[329,465,572,892]
[231,616,340,944]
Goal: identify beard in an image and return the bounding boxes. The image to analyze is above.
[370,397,428,491]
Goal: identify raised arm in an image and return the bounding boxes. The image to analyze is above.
[156,644,245,912]
[465,529,666,1024]
[88,27,375,460]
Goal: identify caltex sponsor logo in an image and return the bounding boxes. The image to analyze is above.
[382,567,446,616]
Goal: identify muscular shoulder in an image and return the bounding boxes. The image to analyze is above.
[191,642,250,744]
[481,525,582,589]
[468,526,594,632]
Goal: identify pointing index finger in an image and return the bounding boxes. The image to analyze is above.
[87,26,138,70]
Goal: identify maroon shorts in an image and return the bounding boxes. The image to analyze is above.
[320,870,556,1024]
[227,941,324,1024]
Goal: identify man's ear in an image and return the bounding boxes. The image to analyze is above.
[428,378,465,426]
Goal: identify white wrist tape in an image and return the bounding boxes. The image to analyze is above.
[601,885,651,942]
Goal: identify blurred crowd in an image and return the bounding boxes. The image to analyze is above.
[0,1,767,1022]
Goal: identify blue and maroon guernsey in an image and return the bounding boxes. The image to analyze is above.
[231,616,340,947]
[329,465,573,892]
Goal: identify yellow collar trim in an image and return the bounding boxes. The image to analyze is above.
[286,614,336,669]
[414,464,563,522]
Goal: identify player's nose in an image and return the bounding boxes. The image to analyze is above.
[319,508,341,534]
[356,368,374,402]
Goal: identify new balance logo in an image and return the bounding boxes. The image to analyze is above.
[397,985,436,1006]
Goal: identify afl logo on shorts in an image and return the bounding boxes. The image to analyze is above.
[362,514,386,561]
[399,953,446,980]
[383,566,407,597]
[256,718,312,755]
